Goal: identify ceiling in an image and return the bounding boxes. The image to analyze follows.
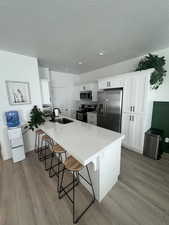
[0,0,168,74]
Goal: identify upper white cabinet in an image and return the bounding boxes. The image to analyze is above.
[98,77,125,90]
[123,74,147,114]
[40,79,51,105]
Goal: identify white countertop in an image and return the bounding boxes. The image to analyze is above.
[40,116,124,166]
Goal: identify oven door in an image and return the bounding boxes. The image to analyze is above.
[76,112,87,122]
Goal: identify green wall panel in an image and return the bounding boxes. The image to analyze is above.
[151,102,169,153]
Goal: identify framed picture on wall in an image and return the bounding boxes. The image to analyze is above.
[6,81,31,105]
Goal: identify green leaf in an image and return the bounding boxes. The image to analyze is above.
[136,53,166,89]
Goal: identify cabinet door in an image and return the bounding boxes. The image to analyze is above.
[40,79,51,105]
[121,113,133,147]
[80,85,87,91]
[123,77,133,113]
[98,79,111,89]
[131,114,144,153]
[122,113,144,153]
[132,75,146,114]
[123,75,146,114]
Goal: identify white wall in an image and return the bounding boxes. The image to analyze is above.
[0,50,42,160]
[50,71,80,116]
[80,47,169,102]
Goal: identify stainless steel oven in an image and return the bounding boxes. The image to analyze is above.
[76,111,87,122]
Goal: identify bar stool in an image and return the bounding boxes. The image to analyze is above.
[49,144,67,191]
[59,156,95,224]
[39,134,53,170]
[34,129,45,154]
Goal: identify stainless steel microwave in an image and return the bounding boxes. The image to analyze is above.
[80,91,92,100]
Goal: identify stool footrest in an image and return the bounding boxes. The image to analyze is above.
[59,179,79,203]
[49,164,63,177]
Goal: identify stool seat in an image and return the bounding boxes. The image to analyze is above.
[42,135,51,141]
[52,145,65,153]
[36,129,44,135]
[64,156,83,171]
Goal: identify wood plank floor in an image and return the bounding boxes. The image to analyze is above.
[0,149,169,225]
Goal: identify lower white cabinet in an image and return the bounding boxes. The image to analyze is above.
[122,113,144,153]
[87,112,97,125]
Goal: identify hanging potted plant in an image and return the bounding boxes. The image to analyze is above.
[26,105,45,131]
[136,53,167,89]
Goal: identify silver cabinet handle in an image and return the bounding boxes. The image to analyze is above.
[107,81,111,87]
[132,115,134,121]
[130,106,132,112]
[133,106,135,112]
[129,115,131,121]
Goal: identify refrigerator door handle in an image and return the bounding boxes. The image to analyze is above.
[103,103,106,113]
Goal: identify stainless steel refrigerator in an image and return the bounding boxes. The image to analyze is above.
[97,88,123,132]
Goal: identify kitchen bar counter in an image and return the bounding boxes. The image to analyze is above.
[40,116,124,201]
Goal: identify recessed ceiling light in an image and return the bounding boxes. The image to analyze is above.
[99,52,104,56]
[78,61,83,65]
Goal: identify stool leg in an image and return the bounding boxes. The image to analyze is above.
[44,143,47,170]
[73,167,95,223]
[38,138,43,160]
[57,153,61,192]
[73,171,76,224]
[49,152,55,177]
[59,166,65,198]
[34,133,37,152]
[37,134,40,154]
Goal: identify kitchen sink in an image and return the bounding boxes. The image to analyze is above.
[52,117,74,124]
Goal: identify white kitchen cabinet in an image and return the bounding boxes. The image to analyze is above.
[98,77,125,90]
[98,79,110,89]
[121,113,132,147]
[123,74,147,114]
[80,83,92,91]
[122,113,144,153]
[40,79,51,105]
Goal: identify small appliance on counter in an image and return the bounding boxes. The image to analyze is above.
[5,111,20,128]
[50,107,61,122]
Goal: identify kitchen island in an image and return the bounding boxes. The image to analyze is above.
[40,116,124,201]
